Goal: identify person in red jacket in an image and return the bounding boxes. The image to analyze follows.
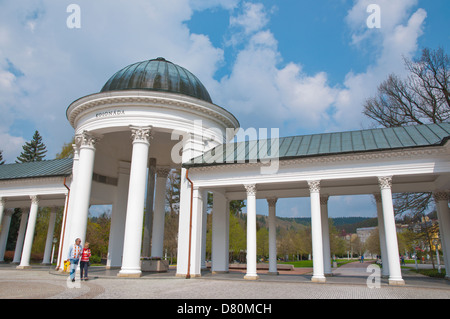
[80,242,91,281]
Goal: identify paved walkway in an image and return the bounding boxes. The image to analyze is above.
[0,261,449,301]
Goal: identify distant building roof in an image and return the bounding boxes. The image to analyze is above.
[0,158,73,181]
[183,122,450,168]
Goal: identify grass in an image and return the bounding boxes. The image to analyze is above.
[280,259,358,268]
[407,268,447,278]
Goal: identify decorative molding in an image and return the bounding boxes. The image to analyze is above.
[188,145,449,172]
[308,180,321,193]
[75,130,99,149]
[0,198,5,206]
[433,192,449,202]
[266,197,278,207]
[130,126,152,144]
[67,92,239,131]
[244,184,257,196]
[378,176,392,190]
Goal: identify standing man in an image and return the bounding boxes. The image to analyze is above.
[68,238,83,282]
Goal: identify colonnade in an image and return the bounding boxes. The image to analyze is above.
[201,177,450,284]
[0,197,61,268]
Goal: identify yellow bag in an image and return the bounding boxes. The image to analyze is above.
[63,260,70,272]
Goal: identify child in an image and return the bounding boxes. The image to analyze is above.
[80,242,91,281]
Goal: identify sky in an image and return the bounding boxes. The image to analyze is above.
[0,0,449,218]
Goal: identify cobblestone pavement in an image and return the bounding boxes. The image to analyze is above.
[0,262,449,301]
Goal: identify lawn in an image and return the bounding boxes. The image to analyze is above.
[280,259,357,268]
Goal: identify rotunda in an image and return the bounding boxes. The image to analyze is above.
[64,57,239,277]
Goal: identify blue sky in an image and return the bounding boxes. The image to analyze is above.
[1,0,448,218]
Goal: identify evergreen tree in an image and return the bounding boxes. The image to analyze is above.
[0,150,4,165]
[16,130,47,163]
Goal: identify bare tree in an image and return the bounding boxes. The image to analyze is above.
[364,47,449,128]
[363,47,449,219]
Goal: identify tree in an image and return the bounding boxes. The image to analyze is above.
[363,47,449,219]
[55,138,75,159]
[364,47,449,127]
[16,130,47,163]
[0,150,4,165]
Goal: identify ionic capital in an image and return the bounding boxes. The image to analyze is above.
[307,180,321,193]
[156,167,171,179]
[378,176,392,190]
[267,197,278,207]
[244,184,257,196]
[30,195,39,205]
[320,195,329,205]
[75,131,100,149]
[130,126,153,144]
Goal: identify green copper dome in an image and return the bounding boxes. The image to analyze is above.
[101,57,212,103]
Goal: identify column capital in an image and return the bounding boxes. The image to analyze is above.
[156,167,171,178]
[433,191,449,202]
[30,195,39,205]
[266,197,278,207]
[378,176,392,190]
[320,195,329,205]
[130,125,153,144]
[0,197,5,206]
[244,184,257,196]
[75,130,100,149]
[307,180,321,193]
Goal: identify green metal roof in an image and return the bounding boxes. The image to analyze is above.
[183,123,450,168]
[101,57,213,103]
[0,158,73,181]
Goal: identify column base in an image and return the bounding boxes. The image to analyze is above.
[388,278,405,286]
[212,271,229,274]
[267,271,279,276]
[311,275,326,283]
[244,274,259,280]
[117,269,142,278]
[16,265,32,270]
[175,273,202,278]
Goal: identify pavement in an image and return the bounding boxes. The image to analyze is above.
[0,260,449,302]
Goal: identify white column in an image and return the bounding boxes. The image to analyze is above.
[143,158,156,258]
[374,193,389,277]
[17,196,39,269]
[58,144,80,270]
[320,195,332,276]
[70,131,98,245]
[12,208,29,263]
[434,192,450,280]
[107,161,130,269]
[0,209,12,262]
[42,207,58,265]
[151,167,171,258]
[201,190,208,270]
[378,176,404,285]
[0,198,5,229]
[308,180,326,282]
[212,190,229,273]
[176,133,207,277]
[188,186,204,277]
[267,197,278,275]
[244,184,258,280]
[119,126,152,277]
